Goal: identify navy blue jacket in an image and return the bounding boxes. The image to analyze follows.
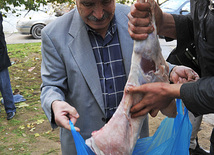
[0,12,11,71]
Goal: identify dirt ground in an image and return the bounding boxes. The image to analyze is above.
[35,112,213,154]
[1,104,212,154]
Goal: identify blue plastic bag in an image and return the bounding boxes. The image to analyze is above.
[69,120,95,155]
[1,94,26,104]
[132,99,192,155]
[70,99,192,155]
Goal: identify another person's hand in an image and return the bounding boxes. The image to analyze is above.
[170,65,199,84]
[128,66,198,118]
[127,82,181,118]
[128,0,163,40]
[52,100,80,131]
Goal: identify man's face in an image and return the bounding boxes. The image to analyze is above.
[76,0,115,34]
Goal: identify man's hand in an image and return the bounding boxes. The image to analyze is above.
[127,66,198,118]
[128,0,176,39]
[52,100,80,131]
[127,82,181,118]
[128,1,153,40]
[128,0,163,40]
[170,65,200,84]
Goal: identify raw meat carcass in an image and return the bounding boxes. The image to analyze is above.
[85,0,177,154]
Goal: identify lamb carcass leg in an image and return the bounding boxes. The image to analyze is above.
[86,0,177,154]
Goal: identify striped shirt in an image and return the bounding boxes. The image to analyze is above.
[87,16,127,121]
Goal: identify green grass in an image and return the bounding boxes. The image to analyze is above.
[0,42,60,154]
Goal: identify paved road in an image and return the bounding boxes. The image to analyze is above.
[5,32,41,44]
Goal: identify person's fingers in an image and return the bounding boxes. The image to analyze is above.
[178,77,187,83]
[149,109,159,117]
[56,113,80,132]
[193,71,200,80]
[170,68,180,83]
[74,127,80,132]
[55,112,70,128]
[128,12,151,27]
[70,116,78,126]
[128,20,154,33]
[53,102,80,131]
[130,9,150,19]
[128,28,149,40]
[67,108,80,131]
[68,106,80,119]
[129,6,150,19]
[134,2,151,15]
[130,97,148,113]
[63,119,72,131]
[131,106,150,118]
[187,70,199,81]
[126,85,146,94]
[64,120,80,132]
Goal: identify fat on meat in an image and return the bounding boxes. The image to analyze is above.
[85,0,177,154]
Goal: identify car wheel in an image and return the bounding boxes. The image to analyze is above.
[31,24,45,39]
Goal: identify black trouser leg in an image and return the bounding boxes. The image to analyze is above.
[210,128,214,155]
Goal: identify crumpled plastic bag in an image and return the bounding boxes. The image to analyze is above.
[70,99,192,155]
[1,94,26,104]
[132,99,192,155]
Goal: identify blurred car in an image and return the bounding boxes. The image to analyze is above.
[160,0,190,15]
[16,9,58,39]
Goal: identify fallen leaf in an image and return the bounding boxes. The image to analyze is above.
[20,147,25,151]
[34,57,40,61]
[36,119,44,124]
[27,124,31,129]
[14,77,21,80]
[16,102,29,108]
[45,130,51,134]
[22,133,27,137]
[30,127,35,132]
[19,125,25,130]
[28,67,35,72]
[11,61,16,65]
[34,133,40,137]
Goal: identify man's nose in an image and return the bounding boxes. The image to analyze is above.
[93,6,104,19]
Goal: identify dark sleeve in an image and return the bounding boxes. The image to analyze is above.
[180,77,214,116]
[171,14,194,53]
[0,12,11,71]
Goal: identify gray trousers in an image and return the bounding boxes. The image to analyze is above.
[181,100,202,149]
[188,110,203,149]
